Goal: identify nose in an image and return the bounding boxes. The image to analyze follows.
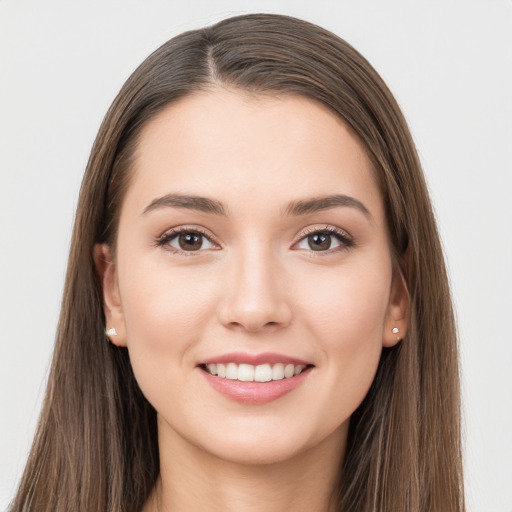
[217,246,293,333]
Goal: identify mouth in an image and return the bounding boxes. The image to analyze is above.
[197,353,314,404]
[200,362,310,382]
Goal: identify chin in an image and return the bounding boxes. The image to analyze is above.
[200,435,312,466]
[186,414,348,468]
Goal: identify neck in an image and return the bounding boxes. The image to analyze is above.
[143,418,347,512]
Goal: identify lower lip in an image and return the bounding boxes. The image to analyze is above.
[200,367,312,405]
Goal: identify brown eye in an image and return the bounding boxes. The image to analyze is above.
[178,232,203,250]
[293,228,353,253]
[307,233,331,251]
[163,230,216,252]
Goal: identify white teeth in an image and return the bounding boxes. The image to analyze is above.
[294,365,305,376]
[255,364,272,382]
[226,363,238,380]
[204,362,308,381]
[238,363,255,382]
[272,363,284,380]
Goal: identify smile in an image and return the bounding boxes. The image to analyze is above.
[198,353,314,404]
[203,362,308,382]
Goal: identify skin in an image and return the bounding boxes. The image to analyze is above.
[96,88,408,512]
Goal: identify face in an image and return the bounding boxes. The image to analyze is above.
[98,88,408,466]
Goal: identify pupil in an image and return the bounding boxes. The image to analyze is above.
[309,233,331,251]
[179,233,202,250]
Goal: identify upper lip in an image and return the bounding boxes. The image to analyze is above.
[198,352,313,366]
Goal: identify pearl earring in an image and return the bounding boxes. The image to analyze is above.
[392,327,399,334]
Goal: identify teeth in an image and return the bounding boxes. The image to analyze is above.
[238,363,255,382]
[204,362,308,381]
[272,363,284,380]
[226,363,238,380]
[255,364,272,382]
[217,363,226,378]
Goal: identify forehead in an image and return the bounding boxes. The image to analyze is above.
[124,88,383,221]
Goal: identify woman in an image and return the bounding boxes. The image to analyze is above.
[11,13,465,512]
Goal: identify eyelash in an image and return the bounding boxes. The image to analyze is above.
[155,225,354,256]
[155,226,218,256]
[295,225,354,254]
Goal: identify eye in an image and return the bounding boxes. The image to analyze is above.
[158,228,217,252]
[293,228,353,252]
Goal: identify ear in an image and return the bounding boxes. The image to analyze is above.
[383,266,410,348]
[93,244,127,347]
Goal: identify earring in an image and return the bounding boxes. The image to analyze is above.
[392,327,399,334]
[105,327,118,337]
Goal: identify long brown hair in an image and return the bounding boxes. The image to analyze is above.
[11,13,464,512]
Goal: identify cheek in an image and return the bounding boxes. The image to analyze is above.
[297,261,391,396]
[118,257,217,378]
[122,253,214,324]
[300,262,391,341]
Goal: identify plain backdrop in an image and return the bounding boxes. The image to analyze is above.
[1,1,511,510]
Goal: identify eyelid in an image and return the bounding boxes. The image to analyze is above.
[155,223,353,255]
[155,225,221,253]
[291,224,354,252]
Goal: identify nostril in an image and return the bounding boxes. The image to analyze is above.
[217,298,293,333]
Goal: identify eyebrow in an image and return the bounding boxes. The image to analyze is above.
[142,192,371,219]
[143,193,227,216]
[284,194,372,219]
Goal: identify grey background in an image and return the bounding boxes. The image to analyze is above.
[1,1,511,510]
